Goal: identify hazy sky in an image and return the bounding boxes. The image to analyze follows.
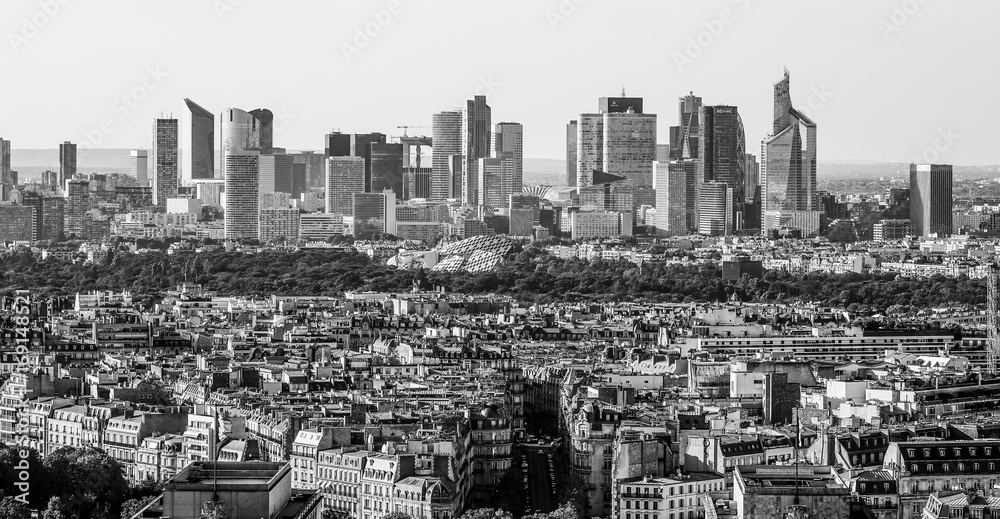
[4,0,998,164]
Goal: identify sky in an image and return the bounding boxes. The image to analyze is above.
[3,0,998,165]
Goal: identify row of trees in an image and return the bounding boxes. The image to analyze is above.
[0,246,989,310]
[0,444,161,519]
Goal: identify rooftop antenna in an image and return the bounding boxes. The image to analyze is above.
[621,87,626,97]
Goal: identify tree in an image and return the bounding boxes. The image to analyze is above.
[120,498,149,519]
[459,508,513,519]
[322,510,352,519]
[0,496,31,519]
[43,496,70,519]
[383,512,414,519]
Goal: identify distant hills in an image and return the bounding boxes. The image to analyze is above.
[12,148,1000,185]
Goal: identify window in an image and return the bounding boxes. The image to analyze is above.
[927,464,934,473]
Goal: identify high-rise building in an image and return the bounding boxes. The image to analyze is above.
[494,122,523,202]
[64,179,90,238]
[59,141,77,188]
[0,138,11,190]
[761,69,818,234]
[291,151,327,189]
[258,207,300,243]
[578,171,634,214]
[577,96,656,189]
[909,163,953,237]
[698,105,745,231]
[670,92,702,160]
[152,119,179,208]
[221,108,272,178]
[258,152,293,199]
[370,142,403,196]
[477,157,505,208]
[566,120,577,187]
[462,96,492,206]
[325,156,365,216]
[184,98,215,181]
[0,206,35,242]
[653,161,687,236]
[351,190,396,239]
[400,135,432,200]
[130,150,148,186]
[744,153,759,203]
[432,110,462,201]
[323,132,387,192]
[223,151,260,240]
[41,196,64,241]
[698,182,734,236]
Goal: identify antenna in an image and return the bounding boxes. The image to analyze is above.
[621,86,626,97]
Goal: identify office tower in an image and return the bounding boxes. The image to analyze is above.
[494,122,523,202]
[224,151,260,239]
[352,190,397,239]
[325,156,365,215]
[258,152,293,199]
[761,69,818,234]
[477,157,505,208]
[698,105,746,231]
[462,95,492,206]
[432,110,462,200]
[59,141,77,187]
[291,151,327,189]
[64,179,90,238]
[42,170,58,188]
[194,179,225,208]
[221,108,272,178]
[400,135,432,200]
[576,114,604,187]
[576,96,656,189]
[670,93,702,160]
[599,96,644,113]
[0,138,11,190]
[653,161,687,236]
[291,162,307,199]
[258,207,300,243]
[370,143,404,196]
[909,164,953,237]
[184,98,215,181]
[699,182,734,236]
[41,196,64,240]
[130,150,149,186]
[449,155,464,202]
[566,120,578,187]
[744,153,759,202]
[21,192,43,240]
[0,206,35,242]
[152,119,179,208]
[578,171,634,214]
[323,132,386,191]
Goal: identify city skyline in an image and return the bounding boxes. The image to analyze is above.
[1,1,995,165]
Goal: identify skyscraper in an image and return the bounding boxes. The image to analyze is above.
[64,179,90,238]
[698,182,734,236]
[184,98,215,181]
[909,164,953,237]
[59,141,77,188]
[494,122,523,203]
[224,151,260,239]
[130,149,148,186]
[325,156,365,216]
[324,132,387,191]
[760,69,818,234]
[576,96,656,189]
[670,93,702,160]
[152,119,178,208]
[462,95,492,206]
[370,142,404,196]
[477,157,505,208]
[221,108,273,178]
[258,152,293,202]
[432,110,462,201]
[566,120,577,187]
[744,153,759,203]
[653,161,686,236]
[697,105,746,231]
[352,190,396,239]
[0,138,11,190]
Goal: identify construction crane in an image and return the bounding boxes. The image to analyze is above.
[989,264,999,375]
[397,125,430,137]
